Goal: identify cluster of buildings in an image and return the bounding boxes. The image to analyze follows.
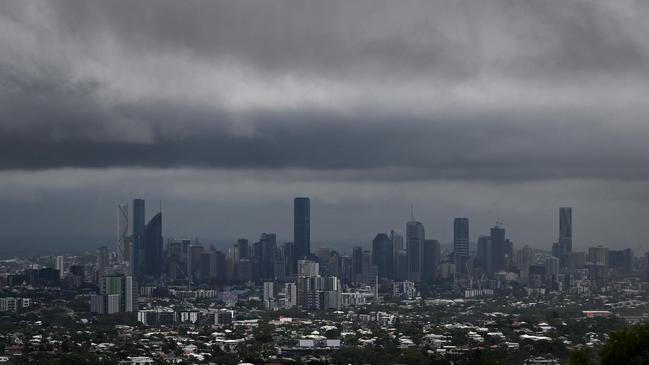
[1,199,644,316]
[0,197,647,364]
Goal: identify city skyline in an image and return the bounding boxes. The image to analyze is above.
[1,2,648,363]
[2,1,649,252]
[0,197,645,255]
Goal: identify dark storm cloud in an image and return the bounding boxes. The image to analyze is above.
[2,109,649,181]
[1,0,649,181]
[3,1,649,251]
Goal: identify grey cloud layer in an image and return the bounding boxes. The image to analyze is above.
[1,0,649,181]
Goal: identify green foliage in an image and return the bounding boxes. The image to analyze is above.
[568,347,596,365]
[600,322,649,365]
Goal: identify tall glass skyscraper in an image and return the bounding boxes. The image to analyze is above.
[143,212,162,278]
[406,220,425,282]
[117,204,129,270]
[559,207,572,268]
[453,218,470,277]
[293,197,311,262]
[372,233,393,279]
[132,199,145,277]
[489,225,506,275]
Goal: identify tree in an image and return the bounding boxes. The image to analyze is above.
[568,347,595,365]
[600,322,649,365]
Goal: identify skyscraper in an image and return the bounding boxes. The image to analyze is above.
[516,245,534,283]
[351,246,363,283]
[132,199,145,277]
[235,239,249,262]
[489,225,506,276]
[293,197,311,263]
[406,220,425,282]
[97,246,109,277]
[372,233,393,279]
[422,239,441,281]
[559,207,572,268]
[117,204,129,271]
[55,256,64,279]
[391,230,407,281]
[255,233,277,282]
[453,218,469,277]
[142,212,162,279]
[477,235,492,274]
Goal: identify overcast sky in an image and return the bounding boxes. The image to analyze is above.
[1,0,649,253]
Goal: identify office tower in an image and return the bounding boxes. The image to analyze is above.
[422,239,441,281]
[54,256,64,279]
[516,246,534,283]
[544,256,560,290]
[294,197,311,264]
[189,243,204,279]
[406,220,425,282]
[235,239,249,262]
[132,199,145,277]
[328,250,342,278]
[453,218,470,277]
[117,204,129,268]
[504,239,514,270]
[255,233,277,282]
[608,248,634,274]
[214,250,226,283]
[96,246,109,277]
[391,230,408,281]
[372,233,393,279]
[559,207,572,268]
[490,226,506,276]
[315,247,332,275]
[351,246,363,283]
[392,252,406,281]
[476,235,492,275]
[142,213,163,278]
[340,256,353,284]
[551,242,560,258]
[391,230,405,251]
[571,251,586,270]
[588,246,609,267]
[359,250,377,285]
[201,250,218,282]
[282,242,295,276]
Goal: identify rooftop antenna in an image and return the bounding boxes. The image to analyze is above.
[410,204,414,221]
[159,200,162,214]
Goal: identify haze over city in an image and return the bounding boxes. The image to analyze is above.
[2,0,649,252]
